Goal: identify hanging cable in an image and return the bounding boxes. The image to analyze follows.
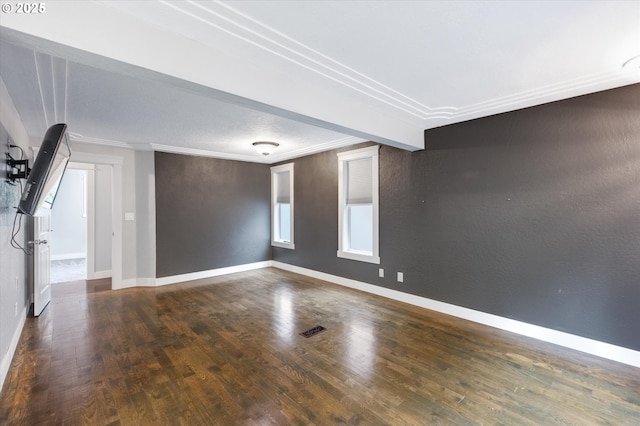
[7,141,33,255]
[11,209,32,256]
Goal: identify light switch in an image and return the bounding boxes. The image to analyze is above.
[125,212,135,221]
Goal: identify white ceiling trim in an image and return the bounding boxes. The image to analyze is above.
[68,132,366,164]
[151,143,267,163]
[157,0,453,122]
[33,51,50,128]
[453,68,640,120]
[265,135,366,164]
[68,133,142,150]
[151,134,367,164]
[153,0,640,125]
[33,52,69,128]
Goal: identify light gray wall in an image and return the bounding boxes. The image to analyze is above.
[135,151,155,280]
[51,168,87,258]
[274,84,640,352]
[0,120,29,391]
[94,164,112,272]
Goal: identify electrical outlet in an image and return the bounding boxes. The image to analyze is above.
[379,268,384,278]
[397,272,404,283]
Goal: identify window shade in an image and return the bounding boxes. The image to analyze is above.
[276,171,290,204]
[346,158,372,204]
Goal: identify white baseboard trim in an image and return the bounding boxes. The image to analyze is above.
[136,278,157,287]
[155,261,273,287]
[89,270,112,280]
[51,253,85,261]
[271,261,640,369]
[114,278,137,290]
[114,277,157,289]
[0,306,27,393]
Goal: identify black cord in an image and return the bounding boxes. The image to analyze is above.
[9,163,32,255]
[9,143,25,160]
[10,210,32,255]
[6,140,32,254]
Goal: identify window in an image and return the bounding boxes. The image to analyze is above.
[337,145,380,264]
[271,163,294,249]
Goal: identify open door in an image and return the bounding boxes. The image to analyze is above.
[33,213,52,316]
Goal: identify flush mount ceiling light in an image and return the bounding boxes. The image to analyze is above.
[252,141,279,156]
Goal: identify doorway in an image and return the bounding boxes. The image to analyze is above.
[50,162,113,284]
[50,167,87,283]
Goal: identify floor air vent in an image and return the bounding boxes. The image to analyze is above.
[299,325,326,338]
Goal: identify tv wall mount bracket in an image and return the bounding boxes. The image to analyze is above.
[5,152,30,183]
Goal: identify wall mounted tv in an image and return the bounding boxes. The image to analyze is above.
[18,123,71,216]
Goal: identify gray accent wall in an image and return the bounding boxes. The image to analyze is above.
[155,152,271,277]
[274,84,640,351]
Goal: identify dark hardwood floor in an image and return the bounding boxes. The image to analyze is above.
[1,268,639,425]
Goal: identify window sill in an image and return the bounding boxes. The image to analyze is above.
[272,241,295,250]
[337,250,380,264]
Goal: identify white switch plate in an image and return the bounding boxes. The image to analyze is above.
[397,272,404,283]
[124,212,135,221]
[379,268,384,278]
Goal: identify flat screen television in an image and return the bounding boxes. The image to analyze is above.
[18,123,71,216]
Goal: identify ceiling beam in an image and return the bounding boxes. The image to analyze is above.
[0,1,425,151]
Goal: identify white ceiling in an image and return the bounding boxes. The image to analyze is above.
[1,1,639,164]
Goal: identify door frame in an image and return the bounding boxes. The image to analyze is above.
[64,152,123,289]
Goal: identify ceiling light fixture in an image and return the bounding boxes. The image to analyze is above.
[252,141,279,156]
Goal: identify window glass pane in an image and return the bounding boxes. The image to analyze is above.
[277,203,291,242]
[347,204,372,253]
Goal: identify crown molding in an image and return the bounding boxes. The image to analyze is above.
[265,136,366,164]
[67,133,366,165]
[156,0,452,121]
[449,68,640,122]
[67,133,144,151]
[153,1,640,129]
[150,143,267,163]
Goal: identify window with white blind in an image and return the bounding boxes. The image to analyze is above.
[271,163,294,249]
[337,145,380,264]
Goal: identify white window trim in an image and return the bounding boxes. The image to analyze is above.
[337,145,380,264]
[271,163,295,249]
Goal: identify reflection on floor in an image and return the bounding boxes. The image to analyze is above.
[51,257,86,283]
[51,277,112,298]
[1,269,638,425]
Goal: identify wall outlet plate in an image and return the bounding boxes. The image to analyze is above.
[397,272,404,283]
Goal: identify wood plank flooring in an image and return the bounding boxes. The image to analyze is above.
[1,268,639,425]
